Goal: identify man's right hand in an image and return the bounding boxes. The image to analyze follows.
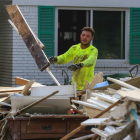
[48,56,57,63]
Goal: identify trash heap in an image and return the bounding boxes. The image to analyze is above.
[68,77,140,140]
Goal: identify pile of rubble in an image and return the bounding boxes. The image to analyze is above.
[62,77,140,140]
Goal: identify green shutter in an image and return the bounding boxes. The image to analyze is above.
[38,6,55,58]
[130,8,140,64]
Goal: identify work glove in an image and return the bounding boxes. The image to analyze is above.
[67,63,83,71]
[48,56,57,63]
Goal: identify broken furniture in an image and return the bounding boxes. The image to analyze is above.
[7,115,91,140]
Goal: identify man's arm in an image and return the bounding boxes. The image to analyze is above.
[55,47,73,64]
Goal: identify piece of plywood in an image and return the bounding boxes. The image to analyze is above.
[91,92,118,103]
[107,77,139,90]
[85,107,110,118]
[6,5,50,71]
[117,89,140,102]
[71,100,104,110]
[31,83,77,97]
[81,118,108,126]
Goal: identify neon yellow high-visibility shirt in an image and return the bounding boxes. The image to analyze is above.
[56,43,98,90]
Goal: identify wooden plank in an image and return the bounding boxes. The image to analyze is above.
[107,77,139,90]
[81,118,108,126]
[15,77,42,86]
[6,5,50,71]
[20,80,34,95]
[0,86,24,93]
[91,92,118,103]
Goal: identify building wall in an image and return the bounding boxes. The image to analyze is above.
[0,1,13,86]
[11,5,140,87]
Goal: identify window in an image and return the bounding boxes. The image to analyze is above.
[58,9,125,60]
[58,10,88,55]
[93,11,125,59]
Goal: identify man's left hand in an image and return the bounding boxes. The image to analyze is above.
[67,63,83,71]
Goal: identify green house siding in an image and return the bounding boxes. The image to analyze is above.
[38,6,55,58]
[130,8,140,64]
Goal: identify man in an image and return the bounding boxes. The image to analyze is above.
[49,27,98,90]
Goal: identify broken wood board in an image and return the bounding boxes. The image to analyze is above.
[31,83,77,97]
[84,72,103,90]
[81,118,108,126]
[117,89,140,102]
[11,95,70,114]
[91,92,118,103]
[107,77,139,90]
[6,5,50,71]
[15,77,43,86]
[71,100,104,110]
[20,80,34,95]
[0,86,25,93]
[85,107,110,118]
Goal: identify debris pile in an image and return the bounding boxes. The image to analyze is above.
[66,77,140,140]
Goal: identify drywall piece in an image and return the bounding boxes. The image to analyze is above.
[85,107,110,118]
[11,95,70,114]
[71,134,95,140]
[31,82,77,97]
[71,100,104,110]
[117,89,140,102]
[101,119,127,127]
[81,118,108,126]
[107,77,139,90]
[91,92,118,103]
[84,72,103,90]
[110,100,129,120]
[87,97,112,109]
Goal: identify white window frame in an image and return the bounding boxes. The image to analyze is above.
[55,7,129,63]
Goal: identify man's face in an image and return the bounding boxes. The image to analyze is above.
[80,30,94,45]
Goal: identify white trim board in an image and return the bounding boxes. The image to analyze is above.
[91,93,118,103]
[81,118,108,126]
[31,83,77,97]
